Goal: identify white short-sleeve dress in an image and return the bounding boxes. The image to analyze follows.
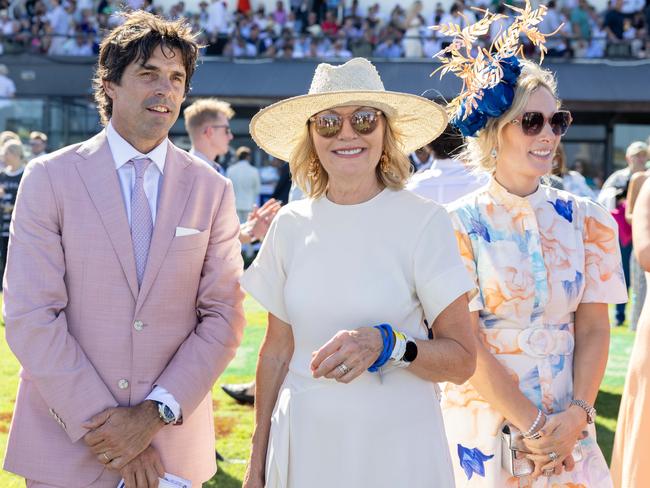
[241,188,474,488]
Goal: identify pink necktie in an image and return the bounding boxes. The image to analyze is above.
[130,158,153,287]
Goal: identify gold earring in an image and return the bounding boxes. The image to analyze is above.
[379,152,390,174]
[308,156,321,179]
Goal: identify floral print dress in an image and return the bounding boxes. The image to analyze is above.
[442,179,628,488]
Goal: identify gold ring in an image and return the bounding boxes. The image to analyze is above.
[102,452,110,463]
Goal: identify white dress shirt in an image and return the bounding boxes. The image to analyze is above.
[406,158,489,205]
[106,121,181,421]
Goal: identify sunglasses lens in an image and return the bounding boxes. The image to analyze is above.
[351,111,378,134]
[551,111,571,136]
[521,112,545,136]
[313,114,342,138]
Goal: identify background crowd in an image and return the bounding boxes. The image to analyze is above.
[1,0,650,58]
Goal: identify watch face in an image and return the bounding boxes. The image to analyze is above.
[403,340,418,363]
[160,404,175,423]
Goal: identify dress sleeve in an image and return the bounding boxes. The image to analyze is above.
[414,207,475,324]
[448,209,484,312]
[581,200,628,304]
[240,213,291,323]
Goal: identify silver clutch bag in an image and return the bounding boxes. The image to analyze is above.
[501,423,584,477]
[501,424,534,477]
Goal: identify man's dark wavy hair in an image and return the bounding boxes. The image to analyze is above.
[93,11,200,126]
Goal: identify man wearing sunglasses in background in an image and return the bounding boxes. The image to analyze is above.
[184,97,234,175]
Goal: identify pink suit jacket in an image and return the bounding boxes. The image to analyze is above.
[3,131,246,486]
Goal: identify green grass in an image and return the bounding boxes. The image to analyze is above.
[0,297,637,485]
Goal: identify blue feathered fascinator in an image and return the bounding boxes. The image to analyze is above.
[432,1,560,137]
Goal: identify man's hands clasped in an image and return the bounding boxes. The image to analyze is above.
[83,400,166,487]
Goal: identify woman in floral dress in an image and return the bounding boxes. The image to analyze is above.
[440,59,628,487]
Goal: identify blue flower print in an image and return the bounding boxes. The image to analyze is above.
[562,271,583,300]
[469,217,491,243]
[457,444,494,480]
[548,198,573,223]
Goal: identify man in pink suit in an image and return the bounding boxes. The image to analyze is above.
[3,11,245,488]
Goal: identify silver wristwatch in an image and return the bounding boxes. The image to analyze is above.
[570,399,596,424]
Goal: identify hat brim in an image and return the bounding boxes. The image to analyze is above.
[250,90,448,162]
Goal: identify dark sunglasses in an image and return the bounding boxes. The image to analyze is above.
[309,109,383,138]
[511,110,573,136]
[208,124,232,135]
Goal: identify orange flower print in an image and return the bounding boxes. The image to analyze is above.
[584,216,616,255]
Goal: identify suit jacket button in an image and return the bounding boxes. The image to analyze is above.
[118,379,129,390]
[133,320,144,331]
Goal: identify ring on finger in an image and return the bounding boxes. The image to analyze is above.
[543,468,554,477]
[102,452,111,463]
[548,451,559,461]
[337,363,351,376]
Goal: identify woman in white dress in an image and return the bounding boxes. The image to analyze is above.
[241,57,477,488]
[403,1,425,58]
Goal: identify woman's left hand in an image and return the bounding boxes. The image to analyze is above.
[310,327,383,383]
[523,407,587,475]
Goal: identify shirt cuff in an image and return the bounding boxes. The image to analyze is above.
[146,386,182,421]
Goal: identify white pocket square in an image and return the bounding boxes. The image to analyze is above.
[175,226,200,237]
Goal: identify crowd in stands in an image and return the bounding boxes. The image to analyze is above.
[0,0,650,59]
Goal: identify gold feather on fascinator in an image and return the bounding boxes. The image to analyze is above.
[431,0,562,135]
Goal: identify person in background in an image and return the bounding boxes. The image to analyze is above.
[271,158,292,204]
[611,173,650,488]
[29,131,48,160]
[184,97,234,175]
[601,141,648,326]
[258,158,280,203]
[0,131,20,169]
[598,140,648,211]
[408,143,434,172]
[0,139,26,283]
[611,182,634,326]
[226,145,261,223]
[184,98,280,252]
[407,123,488,205]
[562,157,596,199]
[624,147,650,330]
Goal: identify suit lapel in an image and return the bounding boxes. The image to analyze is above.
[135,144,194,312]
[75,131,139,301]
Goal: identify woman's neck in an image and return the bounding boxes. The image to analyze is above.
[493,167,540,198]
[326,177,383,205]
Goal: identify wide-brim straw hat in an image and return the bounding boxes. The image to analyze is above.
[250,57,448,162]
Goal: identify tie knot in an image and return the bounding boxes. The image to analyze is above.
[131,158,152,178]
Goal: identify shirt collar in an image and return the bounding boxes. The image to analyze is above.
[488,176,546,209]
[106,120,167,174]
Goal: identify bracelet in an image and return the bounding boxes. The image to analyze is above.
[522,409,544,439]
[368,324,395,372]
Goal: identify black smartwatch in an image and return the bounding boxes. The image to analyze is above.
[154,401,176,425]
[402,339,418,363]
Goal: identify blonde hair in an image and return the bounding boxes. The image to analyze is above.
[1,140,25,161]
[290,116,411,199]
[184,98,234,136]
[0,131,20,146]
[460,60,559,174]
